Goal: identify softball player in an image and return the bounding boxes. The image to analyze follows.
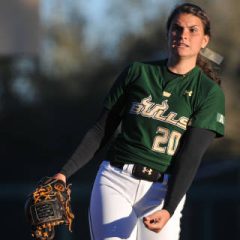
[54,3,225,240]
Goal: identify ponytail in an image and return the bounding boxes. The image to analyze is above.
[197,54,221,85]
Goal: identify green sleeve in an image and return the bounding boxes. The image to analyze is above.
[103,63,136,116]
[190,85,225,137]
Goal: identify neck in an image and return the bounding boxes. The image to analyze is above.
[167,55,197,75]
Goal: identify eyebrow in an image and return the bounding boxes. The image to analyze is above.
[173,23,200,28]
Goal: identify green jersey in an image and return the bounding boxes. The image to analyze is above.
[104,60,225,172]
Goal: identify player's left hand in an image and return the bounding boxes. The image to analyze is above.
[143,209,170,233]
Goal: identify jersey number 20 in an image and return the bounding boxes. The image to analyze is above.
[152,127,182,156]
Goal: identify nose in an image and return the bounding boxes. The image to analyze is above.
[180,28,188,39]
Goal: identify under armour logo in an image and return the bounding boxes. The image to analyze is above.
[184,90,193,97]
[142,167,153,175]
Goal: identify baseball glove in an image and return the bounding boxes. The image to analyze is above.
[25,177,74,240]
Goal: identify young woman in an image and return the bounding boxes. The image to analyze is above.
[54,3,225,240]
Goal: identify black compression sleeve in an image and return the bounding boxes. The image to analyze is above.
[60,109,121,178]
[163,127,215,216]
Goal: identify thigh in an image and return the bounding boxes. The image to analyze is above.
[137,195,186,240]
[89,162,138,240]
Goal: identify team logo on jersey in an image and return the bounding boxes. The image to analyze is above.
[184,90,193,97]
[129,95,189,130]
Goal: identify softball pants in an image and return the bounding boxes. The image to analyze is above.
[89,161,185,240]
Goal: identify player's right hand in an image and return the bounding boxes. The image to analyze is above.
[53,173,67,183]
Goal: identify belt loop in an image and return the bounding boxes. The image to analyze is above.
[124,164,134,174]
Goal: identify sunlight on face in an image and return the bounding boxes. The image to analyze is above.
[168,13,209,60]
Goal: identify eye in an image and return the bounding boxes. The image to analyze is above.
[190,27,198,33]
[171,24,183,34]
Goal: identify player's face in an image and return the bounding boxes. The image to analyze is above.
[167,13,209,60]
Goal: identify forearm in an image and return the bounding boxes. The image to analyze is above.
[60,124,105,178]
[59,109,121,178]
[163,127,215,216]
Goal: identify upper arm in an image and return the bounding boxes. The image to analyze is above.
[190,85,225,138]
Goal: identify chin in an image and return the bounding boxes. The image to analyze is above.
[172,50,197,59]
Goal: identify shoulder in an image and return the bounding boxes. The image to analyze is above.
[196,69,224,99]
[192,70,225,114]
[128,59,166,72]
[128,59,166,75]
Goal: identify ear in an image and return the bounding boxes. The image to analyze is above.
[201,35,210,49]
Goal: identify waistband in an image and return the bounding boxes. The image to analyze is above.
[109,160,167,183]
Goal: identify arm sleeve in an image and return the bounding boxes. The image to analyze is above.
[59,108,121,179]
[163,127,215,216]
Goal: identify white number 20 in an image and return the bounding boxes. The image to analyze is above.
[152,127,182,156]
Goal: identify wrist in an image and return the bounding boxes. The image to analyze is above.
[161,208,172,217]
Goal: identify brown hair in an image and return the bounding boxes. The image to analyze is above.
[166,3,221,85]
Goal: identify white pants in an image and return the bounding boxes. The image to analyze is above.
[89,161,185,240]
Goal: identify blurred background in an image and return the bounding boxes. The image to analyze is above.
[0,0,239,239]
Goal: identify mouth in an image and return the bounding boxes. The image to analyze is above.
[172,42,189,48]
